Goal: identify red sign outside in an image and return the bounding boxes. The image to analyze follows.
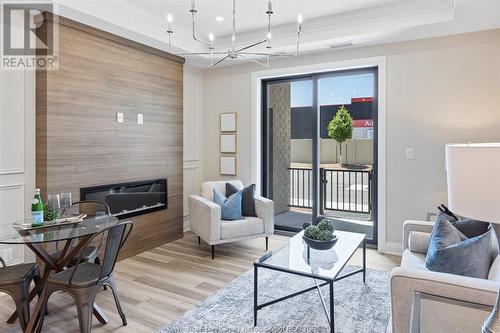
[353,119,374,128]
[351,97,374,103]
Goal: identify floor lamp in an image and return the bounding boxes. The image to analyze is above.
[446,143,500,333]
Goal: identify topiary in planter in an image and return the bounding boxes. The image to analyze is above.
[303,224,338,250]
[317,230,334,241]
[304,225,320,239]
[317,219,334,234]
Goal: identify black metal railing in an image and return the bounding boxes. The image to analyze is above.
[289,167,313,208]
[321,168,371,214]
[288,166,372,215]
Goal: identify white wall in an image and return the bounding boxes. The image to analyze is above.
[200,29,500,249]
[183,66,203,226]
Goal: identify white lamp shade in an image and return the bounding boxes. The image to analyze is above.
[446,143,500,223]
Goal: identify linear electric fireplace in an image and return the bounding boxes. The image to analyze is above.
[81,178,167,219]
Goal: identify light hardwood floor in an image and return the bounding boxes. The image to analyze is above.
[0,231,400,333]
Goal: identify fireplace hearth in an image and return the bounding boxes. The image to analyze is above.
[81,179,167,219]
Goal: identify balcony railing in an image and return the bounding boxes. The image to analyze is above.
[289,167,313,208]
[289,166,372,216]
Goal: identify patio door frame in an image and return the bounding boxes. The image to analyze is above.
[261,67,379,244]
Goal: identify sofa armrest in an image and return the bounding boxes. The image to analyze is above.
[255,196,274,235]
[189,195,221,243]
[390,267,499,333]
[403,220,434,251]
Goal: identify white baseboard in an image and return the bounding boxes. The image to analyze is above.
[383,242,402,256]
[183,215,191,232]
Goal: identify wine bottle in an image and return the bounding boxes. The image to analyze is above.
[31,188,44,227]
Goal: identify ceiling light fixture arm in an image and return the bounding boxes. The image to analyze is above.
[190,0,213,48]
[295,18,302,56]
[166,14,174,53]
[239,53,270,67]
[211,53,231,67]
[231,0,236,54]
[167,31,172,53]
[235,1,273,53]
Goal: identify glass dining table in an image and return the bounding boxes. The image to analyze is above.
[0,214,120,333]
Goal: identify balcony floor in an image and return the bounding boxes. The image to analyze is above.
[275,209,374,240]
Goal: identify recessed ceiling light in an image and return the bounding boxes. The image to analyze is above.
[215,16,224,22]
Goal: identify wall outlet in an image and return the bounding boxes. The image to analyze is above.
[2,248,14,263]
[116,112,124,123]
[405,148,414,160]
[137,113,143,125]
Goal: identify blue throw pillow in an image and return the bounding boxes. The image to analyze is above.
[213,189,243,221]
[425,218,493,279]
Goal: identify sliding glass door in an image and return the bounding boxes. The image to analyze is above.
[261,68,378,243]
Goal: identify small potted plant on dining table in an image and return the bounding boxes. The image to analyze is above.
[302,219,337,250]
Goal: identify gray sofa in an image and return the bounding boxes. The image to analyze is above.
[188,180,274,259]
[389,220,500,333]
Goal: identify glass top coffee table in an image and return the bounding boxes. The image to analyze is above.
[253,230,366,333]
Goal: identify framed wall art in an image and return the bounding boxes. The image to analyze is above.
[220,112,237,132]
[220,156,237,176]
[220,133,237,154]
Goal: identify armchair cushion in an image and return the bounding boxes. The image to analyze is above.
[226,183,257,217]
[220,217,264,240]
[213,189,243,221]
[401,249,428,271]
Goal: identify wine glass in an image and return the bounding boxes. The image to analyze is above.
[60,192,73,218]
[47,194,60,220]
[47,194,60,209]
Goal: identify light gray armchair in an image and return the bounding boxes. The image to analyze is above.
[389,220,500,333]
[189,180,274,259]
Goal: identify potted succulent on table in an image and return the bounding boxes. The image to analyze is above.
[302,219,337,250]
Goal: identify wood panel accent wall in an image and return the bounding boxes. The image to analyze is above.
[36,14,185,259]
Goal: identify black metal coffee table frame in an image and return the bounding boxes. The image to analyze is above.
[253,239,366,333]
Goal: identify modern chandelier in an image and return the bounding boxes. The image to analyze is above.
[166,0,303,67]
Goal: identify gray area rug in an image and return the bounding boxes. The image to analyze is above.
[160,266,390,333]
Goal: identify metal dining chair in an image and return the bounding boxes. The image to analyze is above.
[51,201,112,266]
[36,221,133,333]
[0,256,41,331]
